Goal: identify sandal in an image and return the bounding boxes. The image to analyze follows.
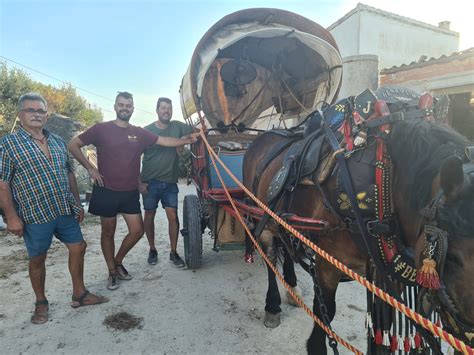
[31,299,49,324]
[116,264,132,280]
[71,290,109,308]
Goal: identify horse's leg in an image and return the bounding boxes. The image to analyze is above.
[260,229,281,328]
[244,234,255,263]
[306,265,340,355]
[282,246,302,307]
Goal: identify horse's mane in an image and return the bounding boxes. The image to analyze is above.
[386,119,469,211]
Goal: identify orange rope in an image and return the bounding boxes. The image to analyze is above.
[199,130,474,355]
[206,137,363,354]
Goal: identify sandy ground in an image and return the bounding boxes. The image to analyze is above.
[0,182,367,354]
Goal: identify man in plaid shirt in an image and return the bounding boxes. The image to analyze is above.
[0,93,108,324]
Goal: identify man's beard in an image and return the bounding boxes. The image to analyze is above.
[158,115,171,124]
[117,111,132,121]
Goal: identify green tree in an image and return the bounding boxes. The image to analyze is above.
[0,63,35,134]
[0,62,103,135]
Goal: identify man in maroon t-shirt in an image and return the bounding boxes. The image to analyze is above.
[69,92,198,290]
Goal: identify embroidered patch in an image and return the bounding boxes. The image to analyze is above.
[128,135,138,142]
[337,191,373,211]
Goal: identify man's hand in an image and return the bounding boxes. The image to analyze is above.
[6,215,24,237]
[88,167,104,187]
[76,208,85,223]
[138,181,148,195]
[183,131,200,144]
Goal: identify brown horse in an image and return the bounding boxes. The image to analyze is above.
[243,110,474,353]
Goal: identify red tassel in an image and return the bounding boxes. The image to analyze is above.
[414,332,422,348]
[418,93,434,122]
[416,258,441,289]
[390,335,398,352]
[404,336,411,352]
[375,329,383,345]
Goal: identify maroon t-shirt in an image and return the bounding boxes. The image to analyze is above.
[79,121,157,191]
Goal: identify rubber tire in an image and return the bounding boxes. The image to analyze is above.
[182,195,203,269]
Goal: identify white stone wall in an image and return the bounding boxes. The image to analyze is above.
[339,54,379,98]
[330,12,360,59]
[329,5,459,70]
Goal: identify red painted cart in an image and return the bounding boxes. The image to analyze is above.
[179,8,343,268]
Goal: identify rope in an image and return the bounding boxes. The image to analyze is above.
[198,130,474,355]
[205,134,362,354]
[282,79,311,114]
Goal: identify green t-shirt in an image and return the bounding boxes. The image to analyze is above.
[141,121,193,183]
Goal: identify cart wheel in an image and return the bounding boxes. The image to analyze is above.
[182,194,203,269]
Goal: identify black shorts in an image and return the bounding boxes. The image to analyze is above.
[88,185,141,217]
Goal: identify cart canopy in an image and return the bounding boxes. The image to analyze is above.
[180,8,343,128]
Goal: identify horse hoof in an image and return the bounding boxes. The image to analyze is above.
[264,312,281,328]
[286,286,303,307]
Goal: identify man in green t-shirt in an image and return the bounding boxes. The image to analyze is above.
[139,97,193,267]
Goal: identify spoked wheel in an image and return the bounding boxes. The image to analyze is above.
[181,194,203,269]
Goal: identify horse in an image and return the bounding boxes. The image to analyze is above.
[242,99,474,354]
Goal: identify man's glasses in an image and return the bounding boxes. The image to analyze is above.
[20,108,48,115]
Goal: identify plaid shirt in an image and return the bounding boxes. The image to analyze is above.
[0,127,81,224]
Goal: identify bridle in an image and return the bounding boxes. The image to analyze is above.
[417,163,474,346]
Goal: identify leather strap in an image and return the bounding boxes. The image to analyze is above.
[363,109,433,129]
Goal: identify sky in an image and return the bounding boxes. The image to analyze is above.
[1,0,472,126]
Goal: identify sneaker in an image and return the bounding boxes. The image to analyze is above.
[170,251,185,268]
[107,273,119,290]
[116,264,132,280]
[148,249,158,265]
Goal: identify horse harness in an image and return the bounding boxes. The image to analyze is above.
[417,164,474,345]
[250,90,473,351]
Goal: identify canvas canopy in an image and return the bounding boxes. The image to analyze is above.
[180,8,343,128]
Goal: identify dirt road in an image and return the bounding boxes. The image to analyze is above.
[0,183,366,354]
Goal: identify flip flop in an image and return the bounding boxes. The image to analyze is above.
[71,290,109,308]
[31,300,49,324]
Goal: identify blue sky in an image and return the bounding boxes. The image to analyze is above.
[1,0,472,126]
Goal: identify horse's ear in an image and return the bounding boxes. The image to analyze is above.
[440,156,464,200]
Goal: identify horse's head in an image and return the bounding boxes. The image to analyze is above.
[421,154,474,345]
[387,119,474,345]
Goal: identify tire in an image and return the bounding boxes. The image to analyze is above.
[182,194,203,269]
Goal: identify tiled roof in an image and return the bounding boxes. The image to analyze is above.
[380,47,474,73]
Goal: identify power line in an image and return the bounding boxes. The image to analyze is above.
[0,56,155,116]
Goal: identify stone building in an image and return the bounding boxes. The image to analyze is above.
[380,48,474,139]
[328,3,459,97]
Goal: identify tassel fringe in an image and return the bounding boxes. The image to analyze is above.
[397,336,404,351]
[375,329,383,345]
[390,335,398,352]
[416,258,441,289]
[404,336,411,352]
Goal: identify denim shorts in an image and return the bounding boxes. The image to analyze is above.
[142,180,179,210]
[23,215,83,257]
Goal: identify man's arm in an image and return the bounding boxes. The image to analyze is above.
[68,136,104,186]
[138,177,148,195]
[68,172,84,222]
[155,132,199,147]
[0,181,23,236]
